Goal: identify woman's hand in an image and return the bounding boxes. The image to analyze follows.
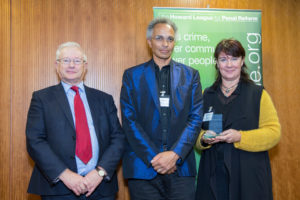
[202,130,218,145]
[216,129,241,143]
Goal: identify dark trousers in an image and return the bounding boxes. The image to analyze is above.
[128,173,195,200]
[41,194,115,200]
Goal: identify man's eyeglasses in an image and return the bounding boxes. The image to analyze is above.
[57,58,85,65]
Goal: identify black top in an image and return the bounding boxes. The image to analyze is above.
[154,62,171,151]
[215,84,241,200]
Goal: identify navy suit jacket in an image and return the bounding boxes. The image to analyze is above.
[26,83,125,198]
[120,59,203,179]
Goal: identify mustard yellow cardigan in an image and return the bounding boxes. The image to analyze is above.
[195,90,281,152]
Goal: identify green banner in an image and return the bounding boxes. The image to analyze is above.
[153,8,263,89]
[153,7,263,171]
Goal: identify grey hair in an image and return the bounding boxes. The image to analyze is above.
[146,17,178,40]
[56,41,87,62]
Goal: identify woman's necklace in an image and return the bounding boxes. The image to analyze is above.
[221,83,238,94]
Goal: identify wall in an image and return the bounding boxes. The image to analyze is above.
[0,1,11,200]
[0,0,299,199]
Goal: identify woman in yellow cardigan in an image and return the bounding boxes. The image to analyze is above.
[195,39,281,200]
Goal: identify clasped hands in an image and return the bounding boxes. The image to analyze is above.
[59,168,103,197]
[151,151,179,175]
[202,129,241,145]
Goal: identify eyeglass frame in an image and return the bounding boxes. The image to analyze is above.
[56,57,86,65]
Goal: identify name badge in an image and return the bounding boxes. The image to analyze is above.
[159,96,170,107]
[203,112,213,122]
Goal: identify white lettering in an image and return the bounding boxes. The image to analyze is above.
[185,46,214,53]
[249,52,260,64]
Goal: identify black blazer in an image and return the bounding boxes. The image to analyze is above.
[26,83,125,198]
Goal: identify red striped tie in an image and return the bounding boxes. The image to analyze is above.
[71,86,92,164]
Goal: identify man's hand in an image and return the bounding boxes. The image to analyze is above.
[59,169,86,196]
[151,151,179,174]
[83,169,103,197]
[166,165,177,174]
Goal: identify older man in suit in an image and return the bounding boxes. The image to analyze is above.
[26,41,124,200]
[120,18,203,200]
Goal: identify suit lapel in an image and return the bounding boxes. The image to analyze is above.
[170,61,182,96]
[170,61,185,120]
[53,83,75,131]
[170,61,184,106]
[144,61,161,112]
[84,86,103,146]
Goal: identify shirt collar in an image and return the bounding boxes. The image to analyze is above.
[61,81,85,94]
[152,59,171,70]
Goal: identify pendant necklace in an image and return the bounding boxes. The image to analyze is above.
[221,83,238,94]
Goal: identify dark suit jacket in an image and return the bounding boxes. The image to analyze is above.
[120,59,203,179]
[26,83,125,198]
